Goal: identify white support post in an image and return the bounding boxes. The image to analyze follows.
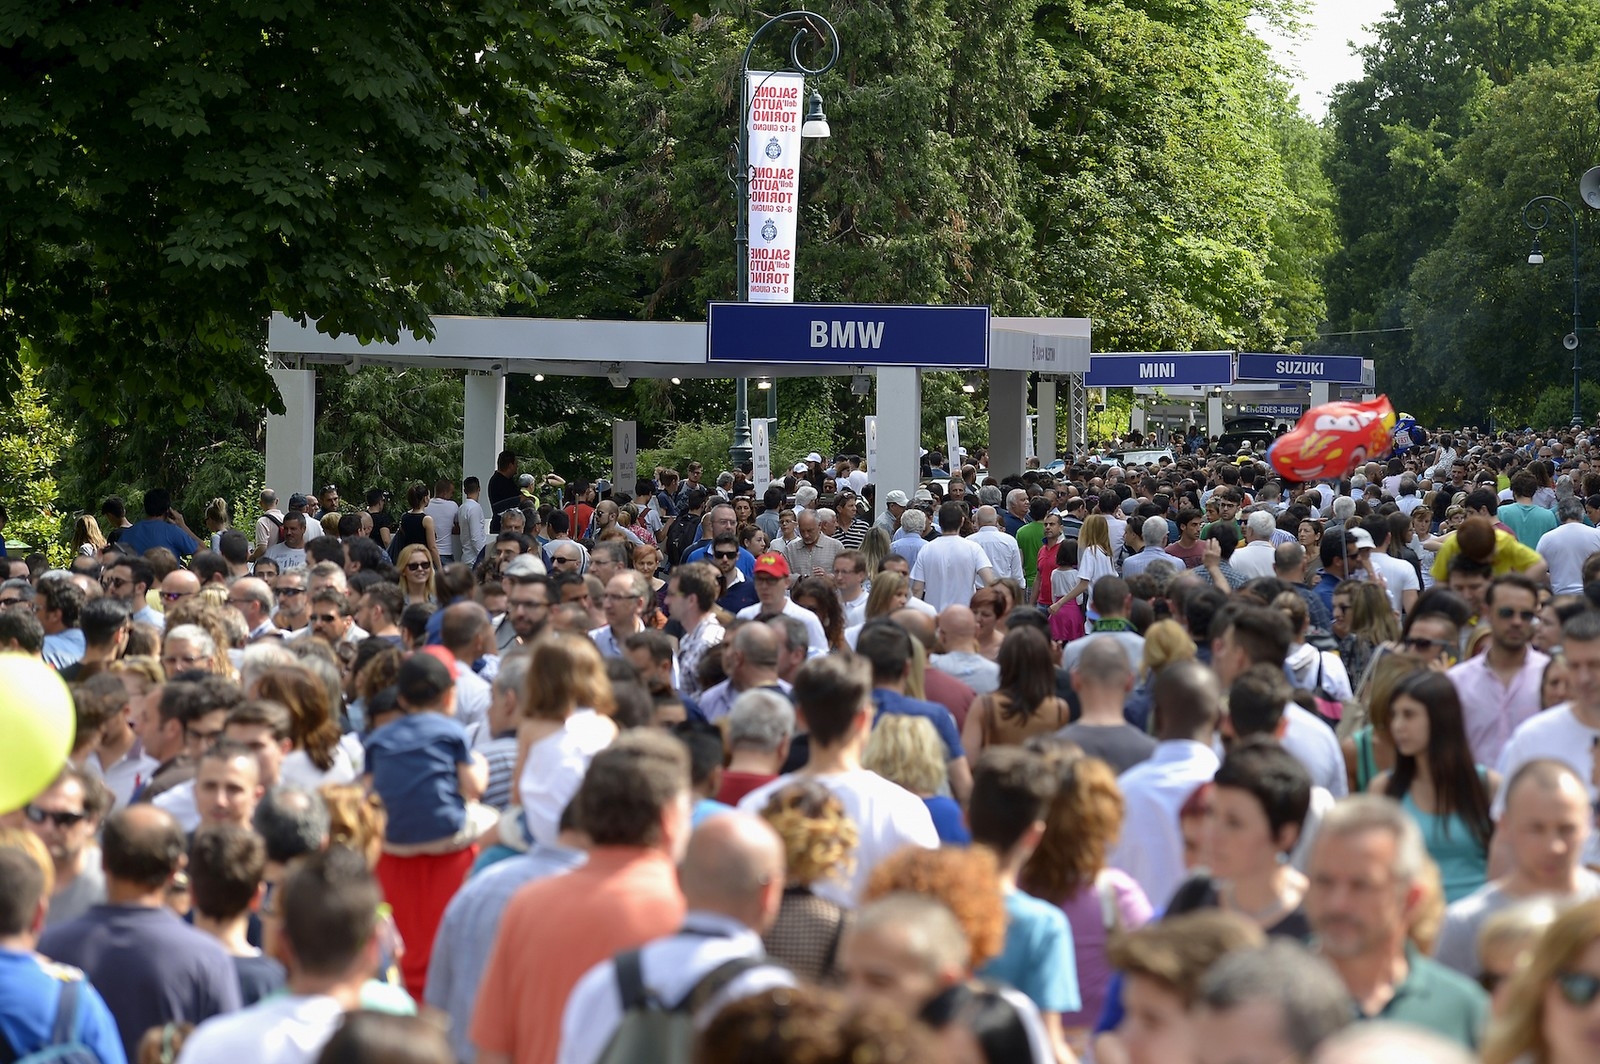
[463,372,507,489]
[1130,400,1147,435]
[1036,379,1057,466]
[988,370,1028,478]
[1206,394,1225,440]
[875,367,922,504]
[265,365,315,500]
[1309,381,1332,410]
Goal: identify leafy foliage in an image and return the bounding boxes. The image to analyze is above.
[0,355,72,560]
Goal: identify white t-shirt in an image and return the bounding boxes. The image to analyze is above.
[1536,522,1600,594]
[1369,551,1420,617]
[910,535,996,612]
[425,498,461,558]
[930,651,1000,694]
[1228,540,1277,580]
[519,710,617,847]
[737,768,938,906]
[280,736,361,790]
[736,597,829,653]
[153,779,200,832]
[452,665,493,748]
[840,593,868,628]
[176,994,344,1064]
[263,543,307,570]
[1281,702,1349,797]
[1494,704,1600,866]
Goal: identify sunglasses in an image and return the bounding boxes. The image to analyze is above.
[1555,971,1600,1008]
[274,586,305,596]
[1403,636,1451,653]
[406,562,432,572]
[1494,607,1539,623]
[713,551,739,560]
[23,805,86,828]
[160,591,195,603]
[550,556,577,565]
[102,576,132,589]
[312,613,342,624]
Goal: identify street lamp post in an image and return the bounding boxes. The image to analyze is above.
[728,10,840,466]
[1522,195,1584,427]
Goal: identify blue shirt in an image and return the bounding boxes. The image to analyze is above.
[693,797,735,828]
[981,889,1083,1014]
[1313,570,1341,617]
[424,843,587,1062]
[872,689,965,762]
[42,628,86,670]
[38,904,241,1063]
[684,542,756,580]
[923,795,970,845]
[364,711,473,845]
[0,950,127,1064]
[116,518,200,559]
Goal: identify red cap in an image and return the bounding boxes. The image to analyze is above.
[753,552,790,578]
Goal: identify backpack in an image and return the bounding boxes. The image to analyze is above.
[261,511,283,546]
[594,949,769,1064]
[0,979,101,1064]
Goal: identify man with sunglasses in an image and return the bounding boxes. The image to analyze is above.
[1448,574,1548,767]
[103,556,164,630]
[23,767,113,926]
[1304,795,1488,1048]
[270,570,310,634]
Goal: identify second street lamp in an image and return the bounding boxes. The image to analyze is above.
[727,10,840,466]
[1521,194,1584,427]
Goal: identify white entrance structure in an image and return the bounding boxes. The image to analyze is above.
[265,312,1091,505]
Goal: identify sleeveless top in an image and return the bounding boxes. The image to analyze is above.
[392,511,429,556]
[975,693,1072,748]
[1353,727,1379,791]
[1400,767,1490,904]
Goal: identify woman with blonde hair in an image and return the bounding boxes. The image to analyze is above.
[394,543,438,606]
[1123,619,1197,732]
[1341,650,1419,794]
[1482,897,1600,1064]
[1073,513,1117,605]
[72,514,108,557]
[863,714,967,844]
[202,497,231,551]
[516,633,618,847]
[257,665,358,788]
[845,571,910,647]
[1020,754,1153,1040]
[320,782,388,868]
[758,780,859,982]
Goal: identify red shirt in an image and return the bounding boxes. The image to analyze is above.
[716,770,775,807]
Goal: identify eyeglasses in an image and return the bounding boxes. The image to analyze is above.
[312,613,342,624]
[713,551,739,560]
[510,599,549,611]
[0,596,22,607]
[102,576,132,589]
[1494,607,1539,623]
[406,562,432,572]
[184,725,224,746]
[1403,636,1451,653]
[164,654,208,669]
[274,586,305,597]
[320,485,338,494]
[160,590,195,603]
[1555,971,1600,1008]
[23,805,86,828]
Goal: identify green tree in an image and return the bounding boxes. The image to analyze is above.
[0,0,688,425]
[0,355,73,560]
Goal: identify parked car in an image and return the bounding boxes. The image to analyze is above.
[1217,415,1280,455]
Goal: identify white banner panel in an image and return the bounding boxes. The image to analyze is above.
[751,417,772,496]
[945,416,963,471]
[746,71,804,303]
[612,420,637,495]
[864,416,878,484]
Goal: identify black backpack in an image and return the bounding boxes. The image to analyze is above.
[594,949,770,1064]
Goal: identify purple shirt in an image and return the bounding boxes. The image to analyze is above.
[1449,649,1549,768]
[1052,870,1152,1027]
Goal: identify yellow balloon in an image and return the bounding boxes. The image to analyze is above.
[0,654,76,814]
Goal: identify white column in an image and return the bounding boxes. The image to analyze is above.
[1309,381,1332,409]
[1035,379,1057,465]
[463,372,507,488]
[1206,394,1225,440]
[1130,400,1147,434]
[875,367,922,503]
[265,366,315,500]
[988,369,1028,478]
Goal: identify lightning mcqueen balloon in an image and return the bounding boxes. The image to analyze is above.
[1267,396,1396,483]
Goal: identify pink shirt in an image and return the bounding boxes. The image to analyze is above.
[1448,648,1549,767]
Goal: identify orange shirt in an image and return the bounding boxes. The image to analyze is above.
[469,846,686,1064]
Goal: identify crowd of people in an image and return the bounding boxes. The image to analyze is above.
[3,429,1600,1064]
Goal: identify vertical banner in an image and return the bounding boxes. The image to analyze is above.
[745,71,804,303]
[1026,415,1037,459]
[945,416,963,472]
[612,420,637,496]
[751,417,772,496]
[864,416,878,484]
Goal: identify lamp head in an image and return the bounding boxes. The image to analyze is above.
[801,91,830,139]
[1529,237,1545,266]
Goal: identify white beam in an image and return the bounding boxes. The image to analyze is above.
[875,367,922,504]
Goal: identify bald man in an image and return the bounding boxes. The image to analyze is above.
[555,814,796,1064]
[159,568,201,612]
[930,605,1000,694]
[893,607,978,731]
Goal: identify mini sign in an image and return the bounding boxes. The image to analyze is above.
[1084,352,1235,388]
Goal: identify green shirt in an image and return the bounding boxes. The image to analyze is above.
[1360,944,1488,1049]
[1016,520,1046,585]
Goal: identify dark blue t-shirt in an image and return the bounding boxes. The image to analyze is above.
[0,950,126,1064]
[116,518,200,559]
[363,711,473,844]
[37,905,240,1062]
[233,953,286,1006]
[872,689,966,762]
